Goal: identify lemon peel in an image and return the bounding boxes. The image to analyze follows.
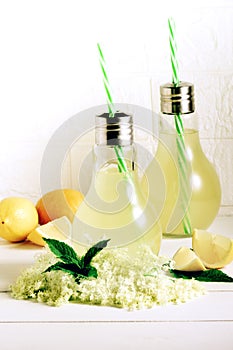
[192,229,233,269]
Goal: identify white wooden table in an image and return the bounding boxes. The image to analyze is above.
[1,217,233,350]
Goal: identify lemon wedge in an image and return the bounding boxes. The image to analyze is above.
[172,246,206,271]
[27,216,71,246]
[192,229,233,269]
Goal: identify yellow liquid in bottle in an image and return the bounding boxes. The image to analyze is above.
[72,164,162,255]
[143,129,221,237]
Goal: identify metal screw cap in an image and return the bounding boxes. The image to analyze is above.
[160,82,195,115]
[95,112,133,146]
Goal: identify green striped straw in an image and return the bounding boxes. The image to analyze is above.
[168,17,192,234]
[97,43,116,117]
[97,43,128,175]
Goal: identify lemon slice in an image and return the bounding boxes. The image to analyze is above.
[172,246,206,271]
[192,229,233,269]
[27,216,71,246]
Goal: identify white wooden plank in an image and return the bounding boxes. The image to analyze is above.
[0,321,233,350]
[0,291,232,323]
[0,240,44,292]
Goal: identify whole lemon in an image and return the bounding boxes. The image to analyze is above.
[0,197,38,242]
[36,189,84,225]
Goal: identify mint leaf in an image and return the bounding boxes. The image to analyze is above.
[81,239,110,267]
[44,262,93,281]
[43,238,80,264]
[43,238,110,283]
[77,265,98,279]
[44,262,79,276]
[58,256,82,267]
[170,269,233,282]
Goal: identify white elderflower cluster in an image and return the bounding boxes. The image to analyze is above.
[77,246,206,309]
[11,251,78,306]
[11,245,206,309]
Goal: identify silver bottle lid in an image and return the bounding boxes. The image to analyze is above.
[95,112,133,146]
[160,82,195,114]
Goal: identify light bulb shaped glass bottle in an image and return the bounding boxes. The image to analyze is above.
[144,82,221,237]
[72,112,162,255]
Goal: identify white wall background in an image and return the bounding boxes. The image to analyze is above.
[0,0,232,216]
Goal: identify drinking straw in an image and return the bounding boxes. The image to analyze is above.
[97,43,128,174]
[168,17,192,234]
[97,43,116,117]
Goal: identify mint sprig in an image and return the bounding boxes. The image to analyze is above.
[43,238,110,282]
[170,269,233,282]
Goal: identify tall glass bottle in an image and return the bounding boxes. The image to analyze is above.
[144,82,221,237]
[72,112,162,255]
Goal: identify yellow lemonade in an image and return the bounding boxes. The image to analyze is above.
[143,129,221,237]
[72,163,162,255]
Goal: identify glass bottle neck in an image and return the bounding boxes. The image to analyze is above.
[87,144,137,207]
[158,111,203,160]
[93,144,135,174]
[159,111,198,134]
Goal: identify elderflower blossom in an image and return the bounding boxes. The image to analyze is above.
[77,246,206,309]
[11,245,206,309]
[11,251,78,306]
